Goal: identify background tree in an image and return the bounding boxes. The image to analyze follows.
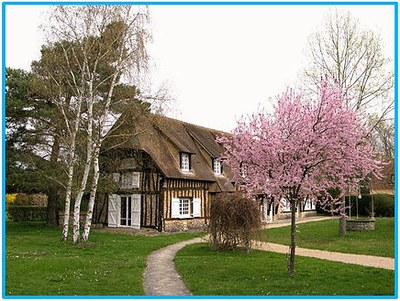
[5,68,65,226]
[367,114,394,160]
[219,79,381,276]
[302,10,394,158]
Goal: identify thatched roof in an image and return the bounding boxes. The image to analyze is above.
[370,160,395,195]
[104,109,235,192]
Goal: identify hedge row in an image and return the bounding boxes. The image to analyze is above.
[317,194,394,217]
[7,206,47,222]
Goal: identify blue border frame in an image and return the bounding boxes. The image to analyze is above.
[0,1,399,4]
[1,1,398,299]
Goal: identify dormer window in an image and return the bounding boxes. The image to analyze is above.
[213,158,222,176]
[180,152,191,172]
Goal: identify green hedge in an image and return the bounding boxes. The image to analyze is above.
[7,206,47,222]
[373,194,394,217]
[316,194,394,217]
[347,194,394,217]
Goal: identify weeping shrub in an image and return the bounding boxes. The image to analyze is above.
[209,192,261,252]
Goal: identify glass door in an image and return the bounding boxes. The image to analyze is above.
[120,196,132,226]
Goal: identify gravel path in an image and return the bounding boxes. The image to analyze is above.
[253,241,394,270]
[142,217,394,296]
[143,237,203,296]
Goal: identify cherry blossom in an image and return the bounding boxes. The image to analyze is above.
[218,78,382,275]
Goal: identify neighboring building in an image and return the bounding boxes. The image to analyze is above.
[95,110,317,232]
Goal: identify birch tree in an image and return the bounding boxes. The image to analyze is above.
[42,5,151,243]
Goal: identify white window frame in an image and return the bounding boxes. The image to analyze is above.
[213,158,222,176]
[179,198,191,218]
[281,197,291,212]
[171,198,201,219]
[180,153,191,172]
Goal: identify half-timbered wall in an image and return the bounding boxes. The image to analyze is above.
[162,178,211,231]
[101,149,163,231]
[140,171,162,230]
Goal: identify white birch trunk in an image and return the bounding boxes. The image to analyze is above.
[62,161,75,241]
[82,68,119,241]
[62,97,83,241]
[82,149,100,241]
[72,80,94,244]
[72,154,92,243]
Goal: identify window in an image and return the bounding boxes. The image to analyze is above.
[179,199,190,216]
[171,198,201,218]
[303,198,316,211]
[281,197,291,212]
[120,172,140,189]
[108,194,141,229]
[180,153,191,172]
[213,158,222,176]
[120,196,132,226]
[240,163,248,178]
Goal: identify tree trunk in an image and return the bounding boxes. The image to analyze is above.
[47,187,59,227]
[339,215,346,236]
[62,162,75,241]
[47,135,60,227]
[339,198,346,236]
[288,200,296,277]
[72,87,94,244]
[62,95,83,241]
[82,150,100,241]
[72,153,92,243]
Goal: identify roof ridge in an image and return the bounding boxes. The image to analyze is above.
[152,113,231,135]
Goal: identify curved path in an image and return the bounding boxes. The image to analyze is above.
[143,217,394,296]
[253,241,394,270]
[143,237,203,296]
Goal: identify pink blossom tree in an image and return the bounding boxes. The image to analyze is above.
[219,79,381,276]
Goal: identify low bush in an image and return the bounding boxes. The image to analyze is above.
[209,192,261,252]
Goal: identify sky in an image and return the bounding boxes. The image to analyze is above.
[4,3,395,132]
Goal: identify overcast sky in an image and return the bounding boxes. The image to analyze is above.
[5,3,395,132]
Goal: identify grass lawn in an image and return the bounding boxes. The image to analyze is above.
[5,222,203,296]
[175,243,395,296]
[260,217,394,257]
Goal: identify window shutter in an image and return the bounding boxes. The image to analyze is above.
[108,194,119,227]
[192,198,201,217]
[131,194,141,229]
[171,198,180,218]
